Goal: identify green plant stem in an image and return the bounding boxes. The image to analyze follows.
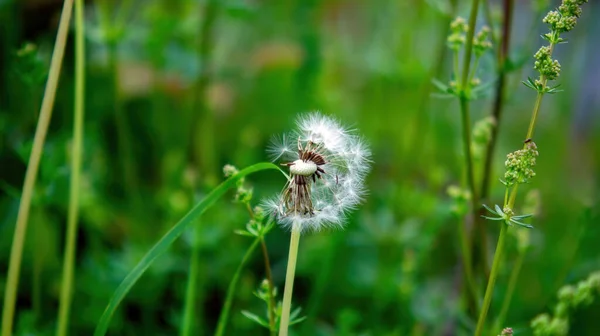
[189,0,218,185]
[458,216,478,311]
[475,223,507,336]
[476,184,518,334]
[244,202,276,334]
[493,249,525,332]
[480,0,514,204]
[260,238,276,335]
[181,225,202,336]
[460,0,481,90]
[1,1,73,335]
[214,238,261,336]
[279,222,301,336]
[56,1,84,335]
[456,1,483,310]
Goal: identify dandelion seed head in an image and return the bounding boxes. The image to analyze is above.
[265,112,371,233]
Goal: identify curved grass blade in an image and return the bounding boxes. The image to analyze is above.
[94,162,283,336]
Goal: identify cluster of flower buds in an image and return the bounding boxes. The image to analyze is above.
[530,0,588,84]
[223,164,254,204]
[531,271,600,336]
[503,140,539,187]
[473,26,493,57]
[543,0,587,33]
[498,328,514,336]
[472,116,496,161]
[447,17,468,51]
[534,46,561,80]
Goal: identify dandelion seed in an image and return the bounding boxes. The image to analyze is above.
[266,112,370,232]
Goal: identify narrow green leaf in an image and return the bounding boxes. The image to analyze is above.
[431,78,450,93]
[241,311,271,328]
[482,216,504,221]
[93,162,283,336]
[482,204,497,215]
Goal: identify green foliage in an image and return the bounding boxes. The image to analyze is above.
[531,272,600,336]
[0,0,599,335]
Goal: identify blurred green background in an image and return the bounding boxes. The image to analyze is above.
[1,0,599,335]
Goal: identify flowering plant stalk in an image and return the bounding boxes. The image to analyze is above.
[266,113,370,335]
[476,1,588,334]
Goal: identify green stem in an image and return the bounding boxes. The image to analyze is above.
[181,224,202,336]
[279,222,301,336]
[260,238,277,335]
[526,89,545,140]
[480,0,514,206]
[460,0,481,90]
[493,249,525,331]
[244,203,276,334]
[1,1,73,335]
[214,238,261,336]
[56,1,85,335]
[475,223,507,335]
[456,1,482,310]
[458,216,478,311]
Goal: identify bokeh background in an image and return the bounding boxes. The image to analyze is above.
[1,0,599,335]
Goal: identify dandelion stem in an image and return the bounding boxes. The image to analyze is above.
[279,222,301,336]
[215,238,261,336]
[56,0,84,335]
[475,223,507,336]
[493,249,525,331]
[1,1,73,335]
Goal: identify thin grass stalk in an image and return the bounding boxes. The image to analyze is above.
[278,222,301,336]
[214,238,261,336]
[181,225,202,336]
[181,2,219,333]
[1,2,74,335]
[56,1,85,335]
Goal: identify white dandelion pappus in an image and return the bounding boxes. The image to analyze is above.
[266,112,371,232]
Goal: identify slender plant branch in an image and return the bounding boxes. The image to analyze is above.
[476,44,552,332]
[188,0,218,183]
[454,0,482,317]
[493,249,525,331]
[475,223,507,336]
[1,2,73,335]
[279,222,301,336]
[244,202,276,334]
[458,0,482,246]
[214,238,261,336]
[56,1,85,335]
[260,238,276,335]
[480,0,515,203]
[458,215,479,311]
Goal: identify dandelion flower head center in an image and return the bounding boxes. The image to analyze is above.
[289,159,318,176]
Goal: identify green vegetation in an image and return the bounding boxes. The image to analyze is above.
[1,0,599,335]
